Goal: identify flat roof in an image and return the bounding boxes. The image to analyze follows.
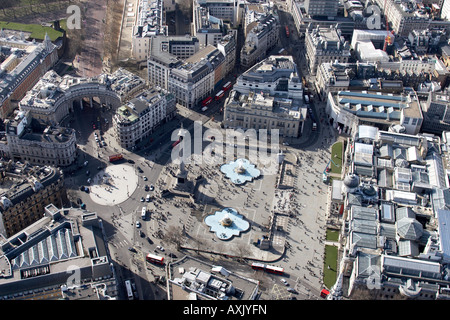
[437,209,450,261]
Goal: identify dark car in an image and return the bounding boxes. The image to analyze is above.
[137,167,143,173]
[128,247,137,253]
[168,253,177,258]
[145,185,149,191]
[139,230,145,238]
[146,236,153,244]
[127,159,135,164]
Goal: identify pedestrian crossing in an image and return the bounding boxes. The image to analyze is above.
[110,239,130,249]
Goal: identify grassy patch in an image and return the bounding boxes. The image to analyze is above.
[330,141,343,174]
[326,229,339,242]
[323,245,338,290]
[0,21,63,41]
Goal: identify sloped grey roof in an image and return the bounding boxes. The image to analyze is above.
[396,217,423,241]
[351,231,377,249]
[357,251,381,277]
[379,223,396,238]
[396,206,415,220]
[379,144,393,159]
[10,226,77,269]
[398,239,419,257]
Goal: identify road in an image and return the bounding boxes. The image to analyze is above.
[75,0,106,77]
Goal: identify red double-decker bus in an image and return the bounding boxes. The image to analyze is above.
[265,265,284,275]
[146,253,164,265]
[201,96,212,107]
[222,81,232,92]
[215,90,225,101]
[251,262,265,271]
[251,262,284,275]
[109,154,123,162]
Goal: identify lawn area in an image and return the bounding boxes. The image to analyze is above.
[330,141,343,175]
[0,21,64,41]
[326,229,340,242]
[323,245,338,290]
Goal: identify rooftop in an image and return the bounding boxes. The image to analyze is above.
[0,206,115,299]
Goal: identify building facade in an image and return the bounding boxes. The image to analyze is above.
[223,91,305,137]
[0,110,77,167]
[326,90,423,136]
[304,0,339,17]
[168,45,226,108]
[234,55,303,99]
[193,3,226,50]
[240,13,278,71]
[131,0,168,61]
[305,25,350,75]
[0,163,66,238]
[0,33,58,119]
[113,86,176,149]
[195,0,241,27]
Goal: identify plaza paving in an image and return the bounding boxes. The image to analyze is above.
[89,164,139,206]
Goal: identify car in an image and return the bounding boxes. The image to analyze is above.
[146,237,153,244]
[140,197,145,202]
[87,178,91,184]
[137,167,143,173]
[139,230,145,238]
[145,185,149,191]
[86,170,90,176]
[156,245,165,251]
[168,253,177,258]
[146,194,151,202]
[149,185,154,191]
[136,221,141,228]
[143,176,148,181]
[102,141,107,146]
[127,159,135,164]
[84,187,90,193]
[281,279,289,286]
[287,287,297,293]
[128,247,137,253]
[80,186,86,191]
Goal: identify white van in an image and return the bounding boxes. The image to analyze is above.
[141,207,146,219]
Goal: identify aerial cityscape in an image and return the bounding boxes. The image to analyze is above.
[0,0,450,306]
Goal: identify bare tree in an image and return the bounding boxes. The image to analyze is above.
[165,225,184,250]
[235,243,251,261]
[0,0,14,16]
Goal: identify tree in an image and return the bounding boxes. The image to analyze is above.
[165,225,184,250]
[0,0,14,16]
